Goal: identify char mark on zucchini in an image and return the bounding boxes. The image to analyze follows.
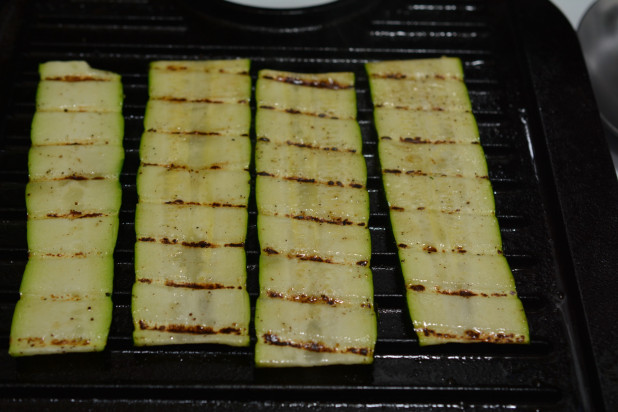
[145,128,222,136]
[286,213,356,226]
[261,74,353,90]
[164,280,241,290]
[258,104,348,120]
[138,320,244,336]
[262,333,372,356]
[44,76,110,82]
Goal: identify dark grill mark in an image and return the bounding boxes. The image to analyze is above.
[292,253,334,264]
[390,206,404,212]
[138,237,240,249]
[284,140,356,154]
[138,320,243,335]
[181,241,214,248]
[286,213,356,226]
[408,284,426,292]
[258,105,344,120]
[45,211,104,219]
[137,278,152,284]
[383,169,402,174]
[284,176,315,184]
[153,97,223,104]
[369,72,462,81]
[157,65,248,75]
[45,76,108,82]
[399,136,457,145]
[423,245,438,253]
[141,162,229,172]
[401,136,425,144]
[152,97,249,105]
[419,328,457,339]
[436,288,477,297]
[261,74,353,90]
[63,174,91,180]
[264,247,279,255]
[224,242,245,248]
[165,280,238,290]
[51,338,92,346]
[419,328,526,344]
[262,333,371,356]
[266,290,344,306]
[356,260,369,266]
[164,199,246,208]
[16,336,92,348]
[406,170,428,176]
[258,172,364,189]
[465,329,481,339]
[146,128,222,136]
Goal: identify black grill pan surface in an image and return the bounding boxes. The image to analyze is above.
[1,0,617,410]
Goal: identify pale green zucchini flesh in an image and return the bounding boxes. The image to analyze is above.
[137,165,250,206]
[27,216,119,257]
[144,100,250,136]
[31,111,124,146]
[26,179,122,219]
[132,59,252,347]
[9,61,123,356]
[135,242,247,288]
[28,145,124,181]
[254,69,376,366]
[366,57,529,345]
[139,132,251,171]
[256,110,363,152]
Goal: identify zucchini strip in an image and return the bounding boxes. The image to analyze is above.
[366,57,529,345]
[9,61,124,356]
[254,70,376,366]
[131,60,251,347]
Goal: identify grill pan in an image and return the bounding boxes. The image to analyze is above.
[1,0,617,410]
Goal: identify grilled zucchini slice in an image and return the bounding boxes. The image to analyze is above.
[366,57,529,345]
[9,61,123,356]
[131,60,252,347]
[254,69,376,366]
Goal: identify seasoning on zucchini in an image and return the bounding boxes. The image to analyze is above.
[366,57,529,345]
[9,61,124,356]
[254,69,376,366]
[131,60,251,347]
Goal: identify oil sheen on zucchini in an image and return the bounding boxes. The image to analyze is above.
[9,61,124,356]
[366,57,529,345]
[254,69,376,366]
[131,60,251,347]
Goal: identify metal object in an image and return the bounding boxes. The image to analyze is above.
[0,0,617,410]
[578,0,618,176]
[579,0,618,137]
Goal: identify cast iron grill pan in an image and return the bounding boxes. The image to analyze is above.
[0,0,617,410]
